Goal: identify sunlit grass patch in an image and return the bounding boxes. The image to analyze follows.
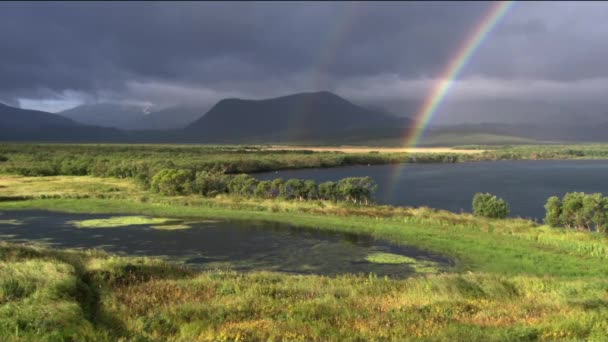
[365,252,441,273]
[365,252,415,264]
[70,216,179,228]
[0,219,22,225]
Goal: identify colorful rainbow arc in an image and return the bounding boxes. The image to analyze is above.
[388,1,514,191]
[404,0,514,148]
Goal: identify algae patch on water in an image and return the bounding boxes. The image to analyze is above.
[151,224,191,230]
[365,252,416,264]
[70,216,180,228]
[365,252,441,273]
[0,219,23,226]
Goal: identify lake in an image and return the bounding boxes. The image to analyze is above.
[0,210,451,278]
[255,160,608,220]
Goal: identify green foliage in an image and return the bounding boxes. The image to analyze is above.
[544,196,562,226]
[254,180,273,199]
[337,176,377,204]
[150,169,194,196]
[227,174,259,197]
[8,143,608,184]
[281,178,306,200]
[318,181,338,202]
[192,171,228,197]
[544,192,608,232]
[303,180,318,200]
[147,168,377,204]
[0,143,409,181]
[3,225,608,341]
[472,193,510,219]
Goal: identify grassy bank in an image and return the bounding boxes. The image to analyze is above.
[2,168,608,339]
[2,227,608,341]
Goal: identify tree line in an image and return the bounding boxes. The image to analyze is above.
[471,191,608,234]
[150,169,378,204]
[544,192,608,233]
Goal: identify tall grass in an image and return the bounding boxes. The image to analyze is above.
[1,242,607,341]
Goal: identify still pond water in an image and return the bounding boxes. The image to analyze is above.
[0,210,451,278]
[256,160,608,220]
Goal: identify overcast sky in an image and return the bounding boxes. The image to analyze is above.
[2,1,608,123]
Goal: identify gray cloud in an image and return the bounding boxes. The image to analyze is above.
[1,1,608,120]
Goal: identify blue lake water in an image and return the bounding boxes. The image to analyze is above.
[255,160,608,220]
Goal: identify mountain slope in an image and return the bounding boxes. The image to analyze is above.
[58,104,147,129]
[0,102,78,129]
[0,103,127,142]
[185,91,410,142]
[134,106,205,130]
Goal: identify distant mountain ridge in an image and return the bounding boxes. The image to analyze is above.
[0,102,77,129]
[184,91,410,142]
[0,102,126,142]
[58,103,205,130]
[58,103,146,129]
[8,90,608,145]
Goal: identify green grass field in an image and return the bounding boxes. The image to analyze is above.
[421,133,541,147]
[2,144,608,340]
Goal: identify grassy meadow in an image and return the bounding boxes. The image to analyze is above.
[1,144,608,340]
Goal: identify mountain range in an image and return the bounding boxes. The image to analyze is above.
[1,91,607,145]
[58,104,204,130]
[0,102,126,142]
[0,92,409,143]
[184,91,408,143]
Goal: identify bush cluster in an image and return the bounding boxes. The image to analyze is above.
[472,193,510,219]
[149,168,378,204]
[544,192,608,232]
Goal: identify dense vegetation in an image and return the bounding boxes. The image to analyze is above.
[3,187,608,340]
[2,240,608,342]
[544,192,608,232]
[4,143,608,183]
[472,193,510,219]
[151,169,377,204]
[3,143,608,340]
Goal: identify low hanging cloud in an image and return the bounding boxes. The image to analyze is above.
[2,1,608,120]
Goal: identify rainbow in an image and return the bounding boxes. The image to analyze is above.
[388,1,514,189]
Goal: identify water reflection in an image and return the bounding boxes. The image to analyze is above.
[0,210,452,278]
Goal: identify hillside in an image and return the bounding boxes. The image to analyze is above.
[184,91,410,143]
[0,103,126,142]
[58,104,147,129]
[134,106,205,130]
[0,102,77,129]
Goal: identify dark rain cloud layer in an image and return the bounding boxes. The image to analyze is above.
[1,1,608,118]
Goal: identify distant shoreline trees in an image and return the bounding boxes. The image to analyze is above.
[150,168,377,204]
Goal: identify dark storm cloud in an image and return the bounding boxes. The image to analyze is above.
[0,2,488,101]
[1,1,608,114]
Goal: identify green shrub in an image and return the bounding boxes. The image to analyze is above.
[150,169,194,196]
[545,192,608,232]
[337,177,377,204]
[544,196,562,226]
[281,179,307,200]
[472,193,510,219]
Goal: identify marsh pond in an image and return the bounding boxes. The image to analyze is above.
[0,210,452,278]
